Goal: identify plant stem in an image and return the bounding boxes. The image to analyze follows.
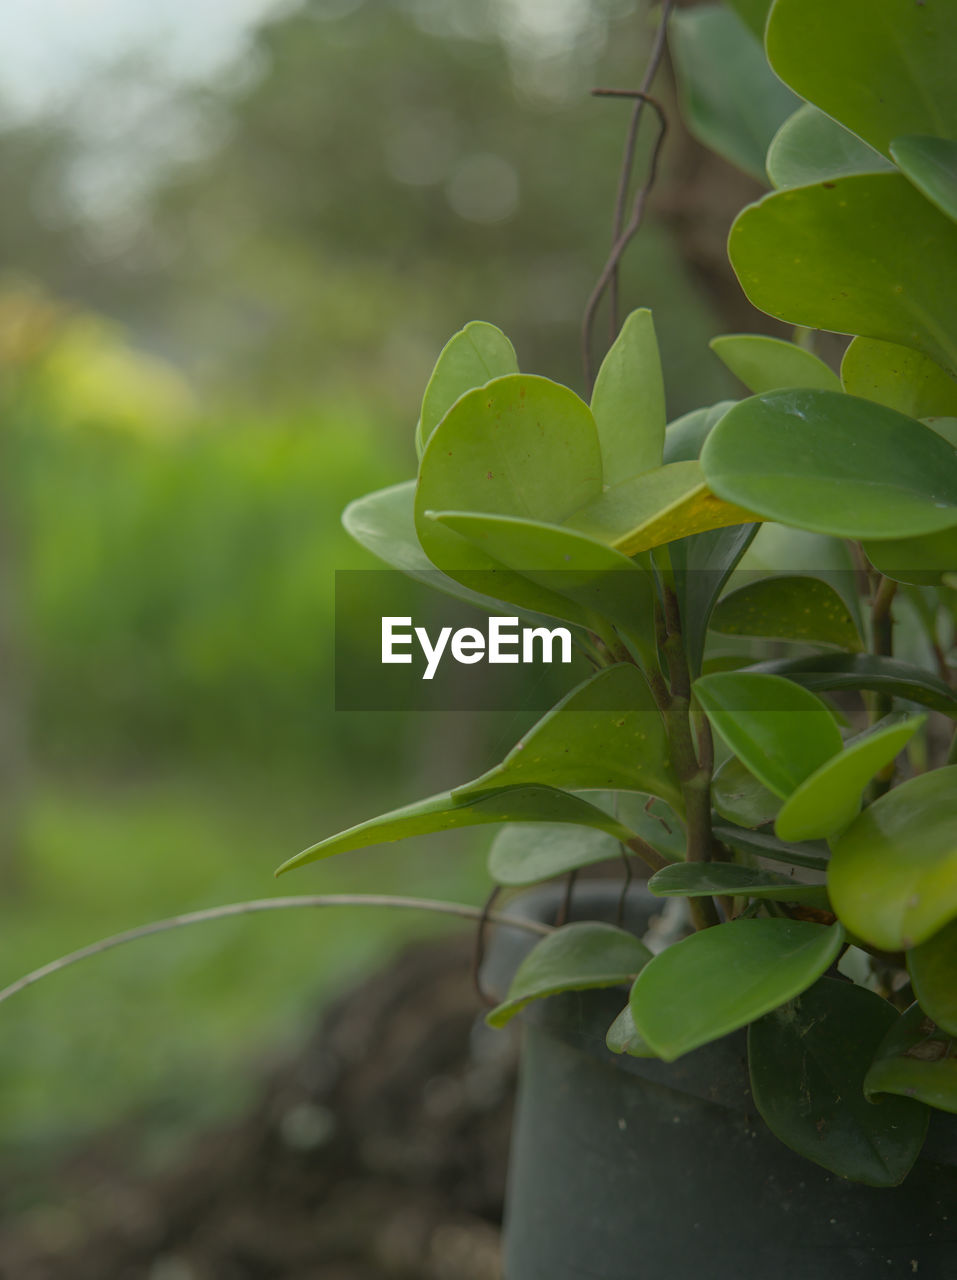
[0,896,555,1009]
[869,574,898,795]
[659,582,720,928]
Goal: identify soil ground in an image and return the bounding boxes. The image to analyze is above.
[0,938,514,1279]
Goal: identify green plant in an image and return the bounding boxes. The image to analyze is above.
[5,0,956,1196]
[272,0,957,1188]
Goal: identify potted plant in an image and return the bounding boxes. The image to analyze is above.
[271,0,957,1270]
[4,0,956,1274]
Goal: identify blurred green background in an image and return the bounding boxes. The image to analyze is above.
[0,0,756,1191]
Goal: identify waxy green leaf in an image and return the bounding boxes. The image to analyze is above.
[712,823,830,872]
[765,104,892,190]
[488,796,684,887]
[701,389,957,540]
[662,401,756,677]
[276,784,639,876]
[489,824,620,887]
[711,575,862,651]
[630,918,844,1061]
[828,767,957,951]
[723,0,769,41]
[671,524,757,679]
[712,757,781,829]
[694,672,842,799]
[766,0,957,159]
[865,1003,957,1117]
[863,528,957,588]
[908,920,957,1037]
[414,375,605,621]
[775,718,924,843]
[841,337,957,420]
[670,4,797,182]
[729,175,957,377]
[427,511,657,660]
[416,373,602,571]
[892,136,957,224]
[566,459,758,555]
[343,480,518,614]
[606,1003,657,1058]
[590,309,665,484]
[486,922,652,1028]
[749,654,957,719]
[456,664,682,812]
[663,401,735,464]
[416,321,519,457]
[710,334,840,394]
[750,980,929,1186]
[648,861,828,907]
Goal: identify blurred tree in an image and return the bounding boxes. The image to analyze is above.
[0,0,749,424]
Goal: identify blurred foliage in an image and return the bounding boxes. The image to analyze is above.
[1,0,734,418]
[0,0,750,1159]
[2,286,407,774]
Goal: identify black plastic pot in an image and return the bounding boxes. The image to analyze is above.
[482,884,957,1279]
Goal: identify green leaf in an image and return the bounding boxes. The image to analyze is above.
[426,511,657,661]
[828,766,957,951]
[712,756,781,829]
[728,174,957,376]
[749,654,957,719]
[663,401,736,464]
[928,416,957,447]
[649,861,829,907]
[710,334,840,394]
[671,524,758,678]
[775,717,925,842]
[417,321,519,456]
[488,797,684,887]
[892,135,957,224]
[456,664,683,812]
[765,104,893,190]
[415,372,601,566]
[865,1002,957,1117]
[750,980,929,1186]
[712,823,830,872]
[841,337,957,420]
[276,783,641,876]
[415,374,605,621]
[488,824,620,887]
[566,459,759,555]
[711,575,863,651]
[766,0,957,159]
[908,920,957,1037]
[670,5,797,183]
[694,672,842,798]
[606,1002,657,1058]
[590,308,665,484]
[701,388,957,540]
[342,480,592,632]
[661,402,757,678]
[630,918,844,1060]
[864,527,957,588]
[486,922,652,1028]
[342,480,513,611]
[724,0,770,40]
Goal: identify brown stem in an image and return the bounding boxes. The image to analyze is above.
[583,50,671,391]
[597,0,674,344]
